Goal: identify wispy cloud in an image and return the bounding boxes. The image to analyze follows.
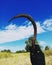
[5,23,18,30]
[0,18,52,44]
[0,24,33,43]
[42,19,52,31]
[36,22,45,33]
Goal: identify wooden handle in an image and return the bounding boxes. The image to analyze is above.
[9,14,37,48]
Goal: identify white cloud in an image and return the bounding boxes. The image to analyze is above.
[0,21,45,44]
[5,23,18,30]
[0,24,33,44]
[36,22,45,33]
[42,19,52,31]
[0,18,52,44]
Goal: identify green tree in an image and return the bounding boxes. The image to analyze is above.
[45,46,50,50]
[25,36,38,52]
[16,50,26,53]
[1,49,11,53]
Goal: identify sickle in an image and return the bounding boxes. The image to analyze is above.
[9,14,37,48]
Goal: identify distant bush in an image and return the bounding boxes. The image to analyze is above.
[45,46,50,50]
[16,50,26,53]
[1,49,11,53]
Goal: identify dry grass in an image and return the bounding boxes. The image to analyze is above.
[0,52,31,65]
[0,52,52,65]
[0,52,12,58]
[45,55,52,65]
[44,50,52,56]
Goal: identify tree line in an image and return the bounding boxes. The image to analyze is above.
[0,37,51,53]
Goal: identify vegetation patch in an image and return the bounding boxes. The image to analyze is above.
[0,52,13,58]
[44,50,52,56]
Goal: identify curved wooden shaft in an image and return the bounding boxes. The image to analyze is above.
[9,14,37,48]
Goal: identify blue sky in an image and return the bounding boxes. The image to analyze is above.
[0,0,52,52]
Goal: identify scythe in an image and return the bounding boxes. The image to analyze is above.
[9,14,37,48]
[9,14,45,65]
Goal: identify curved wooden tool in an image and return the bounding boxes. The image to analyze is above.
[9,14,37,48]
[9,14,45,65]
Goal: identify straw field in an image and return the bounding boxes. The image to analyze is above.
[0,50,52,65]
